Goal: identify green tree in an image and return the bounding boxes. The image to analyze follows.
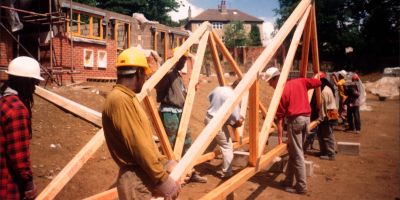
[274,0,399,72]
[224,21,247,48]
[248,24,262,46]
[74,0,97,6]
[84,0,180,25]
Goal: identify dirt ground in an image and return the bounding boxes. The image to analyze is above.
[30,74,399,200]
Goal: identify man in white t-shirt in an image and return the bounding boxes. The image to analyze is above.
[205,80,244,178]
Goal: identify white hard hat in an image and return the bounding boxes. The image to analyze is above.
[6,56,44,81]
[263,67,280,82]
[338,70,347,77]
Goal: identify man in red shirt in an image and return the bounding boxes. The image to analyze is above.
[0,56,44,199]
[264,67,321,195]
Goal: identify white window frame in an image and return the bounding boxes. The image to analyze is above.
[97,50,107,68]
[212,22,223,29]
[83,49,94,67]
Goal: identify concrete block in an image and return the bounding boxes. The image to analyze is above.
[337,141,360,155]
[304,160,314,177]
[268,136,288,147]
[268,155,288,173]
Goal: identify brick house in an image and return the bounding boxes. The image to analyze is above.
[0,0,188,84]
[187,0,264,42]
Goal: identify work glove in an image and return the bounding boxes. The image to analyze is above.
[155,175,181,200]
[23,181,37,200]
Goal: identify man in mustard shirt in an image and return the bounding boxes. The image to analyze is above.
[102,47,180,200]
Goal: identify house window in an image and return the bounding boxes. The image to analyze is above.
[115,22,131,51]
[212,22,223,29]
[67,12,103,40]
[98,51,107,68]
[83,49,94,67]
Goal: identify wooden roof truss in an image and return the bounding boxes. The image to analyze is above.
[34,0,321,199]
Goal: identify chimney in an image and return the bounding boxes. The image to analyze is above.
[218,0,228,14]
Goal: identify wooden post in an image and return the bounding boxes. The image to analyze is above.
[208,30,226,86]
[258,4,312,156]
[174,31,210,158]
[170,0,312,182]
[310,3,322,108]
[248,79,259,166]
[143,95,175,160]
[300,11,312,77]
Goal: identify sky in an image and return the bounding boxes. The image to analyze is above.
[169,0,280,45]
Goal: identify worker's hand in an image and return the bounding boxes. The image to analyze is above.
[23,182,37,200]
[155,176,181,200]
[164,160,177,174]
[231,116,244,128]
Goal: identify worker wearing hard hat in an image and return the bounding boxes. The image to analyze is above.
[102,47,180,200]
[0,56,44,200]
[264,67,321,195]
[155,47,207,183]
[331,70,348,123]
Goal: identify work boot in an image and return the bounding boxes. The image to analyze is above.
[320,155,336,161]
[190,172,207,183]
[219,171,233,179]
[284,186,307,195]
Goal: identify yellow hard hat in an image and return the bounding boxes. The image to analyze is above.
[116,47,152,75]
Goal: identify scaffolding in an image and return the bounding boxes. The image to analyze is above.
[0,0,70,86]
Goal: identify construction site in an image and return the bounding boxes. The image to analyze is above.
[0,0,399,200]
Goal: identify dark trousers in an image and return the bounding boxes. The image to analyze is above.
[317,121,336,156]
[347,106,361,131]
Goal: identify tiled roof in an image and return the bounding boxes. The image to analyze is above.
[190,9,263,23]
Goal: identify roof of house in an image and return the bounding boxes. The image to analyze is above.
[190,9,263,23]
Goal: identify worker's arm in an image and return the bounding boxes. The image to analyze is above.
[277,118,284,144]
[331,74,339,85]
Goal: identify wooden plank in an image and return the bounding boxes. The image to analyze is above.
[258,4,312,156]
[170,0,312,182]
[300,11,312,77]
[83,136,251,200]
[208,31,226,86]
[82,188,118,200]
[248,80,259,166]
[310,4,322,108]
[199,144,287,200]
[211,31,243,78]
[136,22,210,101]
[35,86,102,127]
[143,95,175,160]
[36,129,105,200]
[174,31,210,158]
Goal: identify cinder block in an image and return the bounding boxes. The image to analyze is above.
[268,155,288,173]
[304,160,314,177]
[337,141,360,155]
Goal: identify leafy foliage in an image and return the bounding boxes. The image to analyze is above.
[223,21,247,48]
[275,0,399,72]
[248,24,262,46]
[75,0,181,25]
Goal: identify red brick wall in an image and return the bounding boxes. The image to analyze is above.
[0,28,13,81]
[41,33,118,84]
